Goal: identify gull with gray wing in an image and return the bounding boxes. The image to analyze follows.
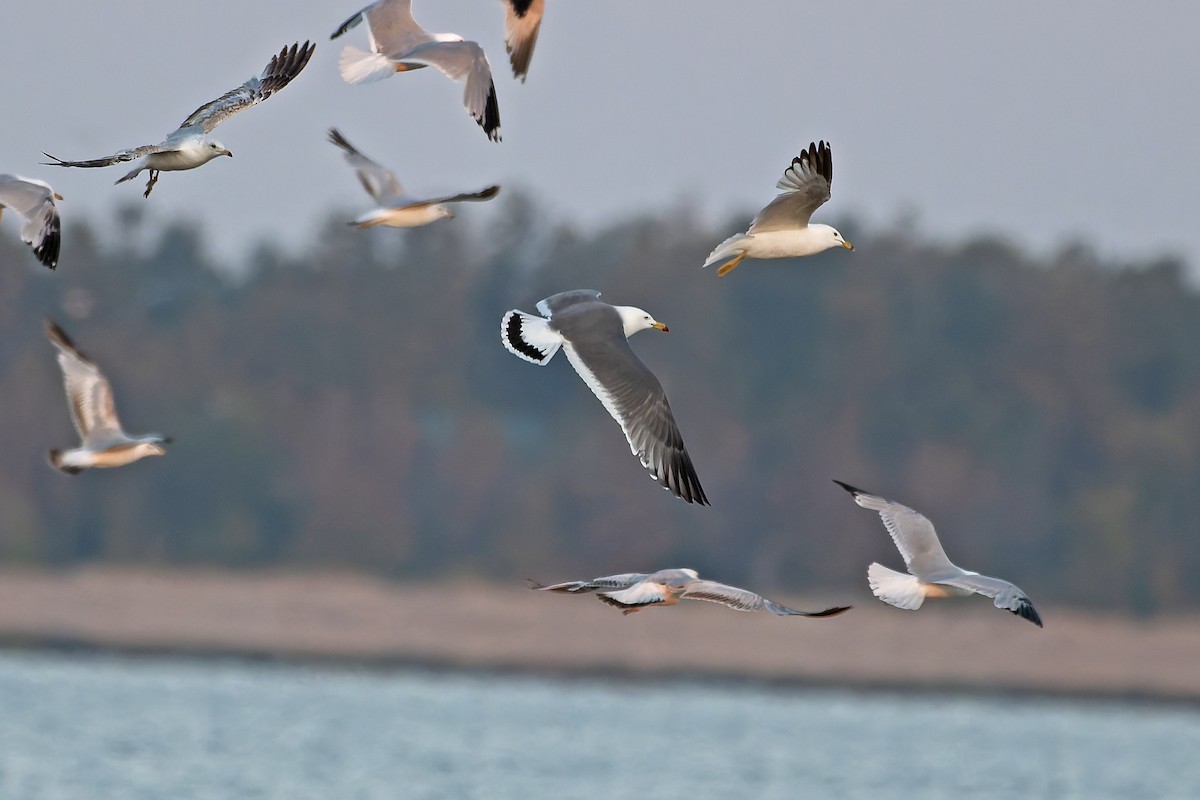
[328,127,499,228]
[45,319,169,475]
[529,569,851,617]
[332,0,501,141]
[834,480,1043,627]
[704,141,854,276]
[501,290,708,504]
[501,0,545,81]
[43,41,315,197]
[0,174,61,269]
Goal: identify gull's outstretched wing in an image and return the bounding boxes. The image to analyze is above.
[940,573,1043,627]
[42,145,172,170]
[0,175,61,269]
[527,573,648,594]
[503,0,544,81]
[418,185,501,206]
[400,40,501,141]
[45,319,124,441]
[749,141,834,233]
[333,0,429,55]
[834,481,957,579]
[178,41,316,133]
[327,127,405,202]
[681,580,851,617]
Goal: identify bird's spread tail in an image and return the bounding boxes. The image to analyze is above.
[867,562,925,610]
[702,233,752,268]
[338,45,395,85]
[47,449,84,476]
[501,311,561,365]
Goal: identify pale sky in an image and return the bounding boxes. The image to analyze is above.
[2,1,1198,272]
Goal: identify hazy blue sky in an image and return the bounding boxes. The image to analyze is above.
[2,1,1198,271]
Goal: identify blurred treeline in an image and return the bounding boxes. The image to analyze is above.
[1,194,1198,614]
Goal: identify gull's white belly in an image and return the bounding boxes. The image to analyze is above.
[744,229,827,259]
[356,205,446,228]
[145,150,213,172]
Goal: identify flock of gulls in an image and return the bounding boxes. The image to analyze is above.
[2,0,1043,629]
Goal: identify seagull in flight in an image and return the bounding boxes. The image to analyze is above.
[529,569,852,617]
[704,141,853,277]
[45,319,169,475]
[0,175,61,269]
[835,481,1043,627]
[502,290,708,505]
[501,0,545,81]
[43,41,315,198]
[332,0,501,142]
[328,128,499,228]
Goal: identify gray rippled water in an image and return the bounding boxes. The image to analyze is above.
[1,651,1196,799]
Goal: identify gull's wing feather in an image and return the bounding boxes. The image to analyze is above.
[940,573,1044,627]
[559,322,708,505]
[749,141,834,233]
[357,0,429,54]
[179,41,316,133]
[42,145,171,169]
[834,481,957,579]
[0,175,61,269]
[399,40,501,141]
[503,0,544,81]
[528,573,648,594]
[417,185,501,206]
[45,320,124,441]
[327,128,405,202]
[681,580,852,617]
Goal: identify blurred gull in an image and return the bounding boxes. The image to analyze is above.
[501,0,545,81]
[0,174,61,269]
[529,569,852,617]
[502,290,708,505]
[835,481,1043,627]
[328,127,499,228]
[704,141,853,276]
[43,42,315,197]
[332,0,501,141]
[45,319,169,475]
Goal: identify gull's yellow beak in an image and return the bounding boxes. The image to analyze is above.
[842,240,855,251]
[652,322,669,332]
[54,193,64,201]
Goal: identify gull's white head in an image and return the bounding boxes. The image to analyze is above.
[813,223,854,252]
[200,139,234,162]
[615,305,668,337]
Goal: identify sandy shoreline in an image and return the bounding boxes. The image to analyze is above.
[1,566,1197,702]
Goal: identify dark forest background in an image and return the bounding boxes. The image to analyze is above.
[1,194,1197,615]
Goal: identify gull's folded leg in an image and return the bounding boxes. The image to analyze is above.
[143,170,159,199]
[716,251,748,277]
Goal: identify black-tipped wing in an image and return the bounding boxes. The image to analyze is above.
[940,573,1043,628]
[749,140,834,233]
[503,0,544,81]
[178,41,315,133]
[327,127,406,203]
[681,580,851,617]
[400,40,501,142]
[0,175,61,269]
[558,323,708,505]
[42,145,170,170]
[420,185,500,206]
[528,573,648,594]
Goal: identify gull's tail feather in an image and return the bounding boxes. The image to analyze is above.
[501,311,561,365]
[338,45,395,85]
[47,449,83,476]
[867,562,924,610]
[702,233,752,268]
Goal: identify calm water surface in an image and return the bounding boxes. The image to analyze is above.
[0,651,1196,799]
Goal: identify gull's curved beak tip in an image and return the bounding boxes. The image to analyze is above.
[842,240,855,251]
[652,322,669,333]
[222,150,234,158]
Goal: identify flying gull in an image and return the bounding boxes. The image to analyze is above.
[529,569,852,617]
[328,127,499,228]
[704,141,853,277]
[43,41,315,197]
[502,0,544,81]
[0,175,61,269]
[45,319,169,475]
[331,0,502,142]
[501,290,708,504]
[834,481,1043,627]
